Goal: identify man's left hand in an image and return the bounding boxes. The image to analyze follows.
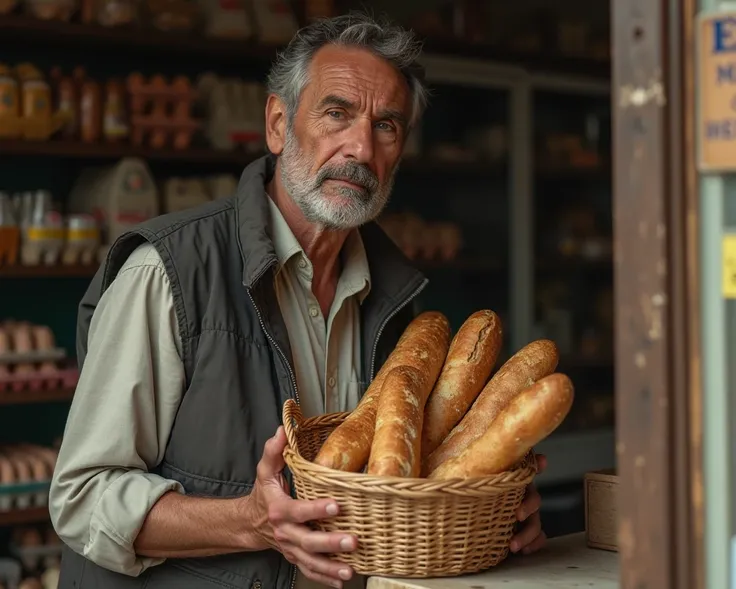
[509,454,547,555]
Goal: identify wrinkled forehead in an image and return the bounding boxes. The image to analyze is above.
[300,44,411,121]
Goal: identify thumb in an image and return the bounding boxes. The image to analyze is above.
[257,426,288,480]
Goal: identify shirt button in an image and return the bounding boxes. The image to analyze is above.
[309,306,319,318]
[328,376,336,387]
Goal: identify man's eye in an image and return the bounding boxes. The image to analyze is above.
[327,110,343,119]
[375,121,396,132]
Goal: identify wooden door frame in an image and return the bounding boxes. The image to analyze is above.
[612,1,703,588]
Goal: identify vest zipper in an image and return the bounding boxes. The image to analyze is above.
[245,276,301,589]
[245,288,301,406]
[369,278,429,380]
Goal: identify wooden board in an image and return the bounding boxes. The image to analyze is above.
[366,534,618,589]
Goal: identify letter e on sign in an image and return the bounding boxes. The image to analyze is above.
[698,10,736,171]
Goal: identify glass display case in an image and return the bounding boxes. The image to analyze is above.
[530,78,613,438]
[381,56,527,360]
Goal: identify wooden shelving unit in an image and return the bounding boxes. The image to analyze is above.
[0,15,280,63]
[0,506,49,527]
[0,388,75,406]
[0,263,98,278]
[0,16,610,79]
[0,139,264,166]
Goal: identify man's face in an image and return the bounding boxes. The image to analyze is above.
[274,45,411,230]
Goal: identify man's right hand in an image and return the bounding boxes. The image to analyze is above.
[246,426,358,588]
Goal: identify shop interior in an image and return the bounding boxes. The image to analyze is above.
[0,0,614,585]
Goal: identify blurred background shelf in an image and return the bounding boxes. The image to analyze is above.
[0,140,263,166]
[0,506,50,527]
[0,388,75,406]
[0,264,98,278]
[0,15,280,63]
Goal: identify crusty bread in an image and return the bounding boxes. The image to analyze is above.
[421,310,502,462]
[424,339,559,475]
[429,373,574,479]
[367,365,430,477]
[314,311,451,472]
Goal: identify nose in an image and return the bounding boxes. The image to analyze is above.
[341,117,375,165]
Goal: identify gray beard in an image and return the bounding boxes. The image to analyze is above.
[278,125,397,230]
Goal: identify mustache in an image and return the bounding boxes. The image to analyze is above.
[316,162,379,193]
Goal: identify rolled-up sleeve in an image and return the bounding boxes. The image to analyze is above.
[49,243,186,576]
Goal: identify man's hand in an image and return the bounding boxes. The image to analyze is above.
[247,426,358,588]
[509,454,547,555]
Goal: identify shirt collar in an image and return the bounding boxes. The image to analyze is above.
[266,195,372,304]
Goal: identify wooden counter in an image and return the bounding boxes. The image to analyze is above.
[367,533,618,589]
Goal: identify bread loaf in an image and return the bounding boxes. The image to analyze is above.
[429,373,574,479]
[314,311,450,472]
[424,339,558,475]
[421,310,502,461]
[367,366,429,477]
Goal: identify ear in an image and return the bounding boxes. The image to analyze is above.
[265,94,288,155]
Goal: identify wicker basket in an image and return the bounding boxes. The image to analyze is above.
[282,399,538,578]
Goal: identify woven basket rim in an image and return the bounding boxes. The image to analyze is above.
[282,399,538,493]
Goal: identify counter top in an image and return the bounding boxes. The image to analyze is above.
[366,533,618,589]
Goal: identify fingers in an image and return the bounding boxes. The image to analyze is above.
[510,512,543,553]
[516,485,541,522]
[291,545,354,587]
[257,427,288,480]
[280,522,358,554]
[299,567,346,589]
[535,453,547,473]
[521,530,547,555]
[269,497,340,525]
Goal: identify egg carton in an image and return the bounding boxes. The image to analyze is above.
[0,367,79,393]
[0,481,50,512]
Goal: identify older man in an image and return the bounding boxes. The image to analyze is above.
[49,13,546,589]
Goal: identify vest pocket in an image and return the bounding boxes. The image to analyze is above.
[143,560,250,589]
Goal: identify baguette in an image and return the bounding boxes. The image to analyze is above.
[424,339,558,475]
[421,310,502,461]
[367,366,429,477]
[314,311,450,472]
[429,373,574,479]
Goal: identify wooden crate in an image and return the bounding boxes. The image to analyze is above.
[584,469,619,551]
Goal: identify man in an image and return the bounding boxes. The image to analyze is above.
[49,13,546,589]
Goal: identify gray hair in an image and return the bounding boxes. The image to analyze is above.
[267,12,428,128]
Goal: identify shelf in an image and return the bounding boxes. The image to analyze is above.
[0,263,98,278]
[401,157,507,177]
[560,354,614,368]
[0,17,610,80]
[0,388,74,406]
[536,165,612,181]
[537,256,613,273]
[0,15,280,64]
[415,257,504,273]
[0,139,264,166]
[423,38,611,80]
[0,506,49,527]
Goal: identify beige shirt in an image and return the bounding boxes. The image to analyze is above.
[49,196,371,589]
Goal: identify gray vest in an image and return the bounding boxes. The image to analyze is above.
[57,155,427,589]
